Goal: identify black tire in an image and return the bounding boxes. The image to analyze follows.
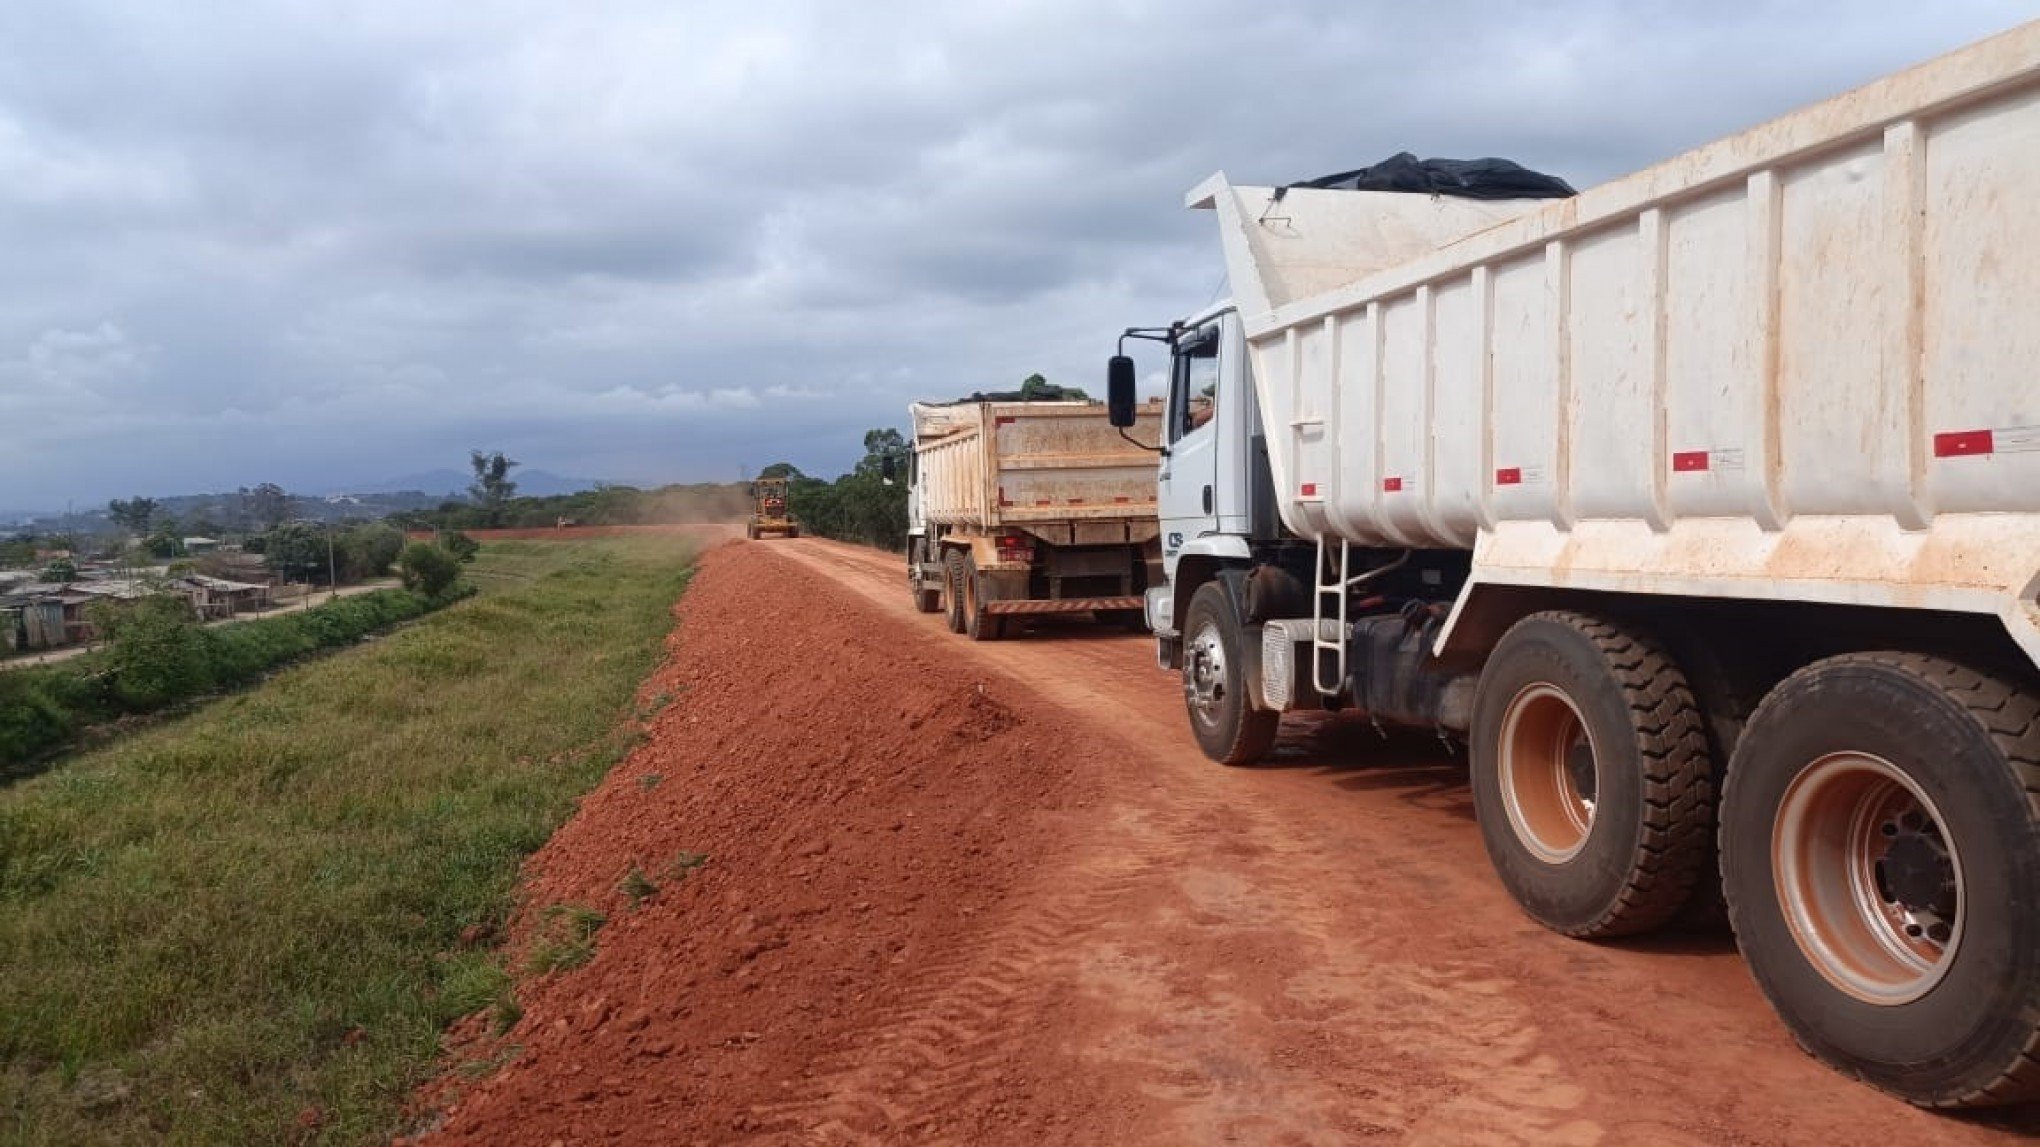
[962,554,1001,642]
[1719,653,2040,1107]
[941,550,967,634]
[1180,582,1277,765]
[910,541,942,614]
[1469,611,1713,939]
[787,526,800,539]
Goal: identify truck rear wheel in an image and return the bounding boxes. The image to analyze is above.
[1470,612,1713,939]
[1181,582,1277,765]
[1720,653,2040,1107]
[942,550,967,634]
[962,554,1003,642]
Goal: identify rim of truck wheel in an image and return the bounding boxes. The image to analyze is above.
[1772,752,1964,1005]
[1498,683,1598,863]
[1184,618,1228,726]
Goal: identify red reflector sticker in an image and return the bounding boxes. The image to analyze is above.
[1495,467,1522,486]
[1934,429,1995,458]
[1382,477,1403,493]
[1300,482,1317,497]
[1034,499,1051,506]
[994,416,1017,426]
[1067,498,1086,504]
[1672,450,1711,472]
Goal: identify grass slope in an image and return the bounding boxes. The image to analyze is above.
[0,537,699,1144]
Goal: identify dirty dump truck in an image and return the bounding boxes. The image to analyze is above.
[902,399,1164,640]
[746,476,799,540]
[1108,23,2040,1108]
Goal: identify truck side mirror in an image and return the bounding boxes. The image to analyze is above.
[1107,356,1137,427]
[880,454,897,484]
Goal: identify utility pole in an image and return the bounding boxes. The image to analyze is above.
[326,524,337,603]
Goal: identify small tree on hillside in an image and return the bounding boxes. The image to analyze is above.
[41,557,80,584]
[469,451,519,525]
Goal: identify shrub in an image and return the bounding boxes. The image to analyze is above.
[398,544,461,598]
[443,531,481,563]
[93,596,214,710]
[0,588,459,766]
[339,523,406,582]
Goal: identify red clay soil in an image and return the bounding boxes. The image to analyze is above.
[411,539,2040,1146]
[411,542,1131,1145]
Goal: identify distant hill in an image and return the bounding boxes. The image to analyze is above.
[334,469,602,499]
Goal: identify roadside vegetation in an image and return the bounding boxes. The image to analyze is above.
[0,535,699,1143]
[1,581,471,769]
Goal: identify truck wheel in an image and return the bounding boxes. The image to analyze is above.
[1719,653,2040,1107]
[962,554,1002,641]
[942,551,967,634]
[1470,612,1713,939]
[787,526,800,539]
[1181,582,1277,765]
[909,541,942,613]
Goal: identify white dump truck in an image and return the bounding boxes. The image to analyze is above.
[1106,23,2040,1107]
[897,399,1165,639]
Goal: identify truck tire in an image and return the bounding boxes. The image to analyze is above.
[1181,582,1277,765]
[1719,653,2040,1107]
[962,554,1003,642]
[942,550,967,634]
[910,541,942,613]
[1469,611,1713,939]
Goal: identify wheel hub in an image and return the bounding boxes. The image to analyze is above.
[1185,622,1227,724]
[1878,827,1956,922]
[1772,752,1964,1005]
[1496,683,1598,864]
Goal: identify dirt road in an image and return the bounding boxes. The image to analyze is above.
[418,537,2038,1145]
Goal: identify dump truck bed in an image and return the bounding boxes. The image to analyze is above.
[910,400,1163,537]
[1197,21,2040,662]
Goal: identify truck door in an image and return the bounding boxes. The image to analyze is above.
[1158,321,1223,574]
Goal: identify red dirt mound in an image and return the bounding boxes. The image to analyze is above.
[411,543,1124,1145]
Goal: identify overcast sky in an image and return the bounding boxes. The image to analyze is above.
[0,3,2030,508]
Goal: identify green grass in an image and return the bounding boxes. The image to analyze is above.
[0,537,698,1145]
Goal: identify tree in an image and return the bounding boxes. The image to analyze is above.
[107,497,160,534]
[758,462,805,480]
[469,451,519,525]
[1019,372,1089,401]
[240,483,292,532]
[398,543,461,598]
[264,523,330,583]
[41,558,79,584]
[853,429,906,478]
[143,532,186,560]
[337,523,405,581]
[442,531,481,563]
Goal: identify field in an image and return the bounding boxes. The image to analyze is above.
[0,535,703,1144]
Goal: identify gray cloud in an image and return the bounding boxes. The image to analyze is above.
[0,0,2030,508]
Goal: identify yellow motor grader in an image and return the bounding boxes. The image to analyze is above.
[746,476,800,540]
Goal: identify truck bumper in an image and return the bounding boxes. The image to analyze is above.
[982,596,1142,616]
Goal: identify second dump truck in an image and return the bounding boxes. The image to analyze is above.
[898,398,1164,639]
